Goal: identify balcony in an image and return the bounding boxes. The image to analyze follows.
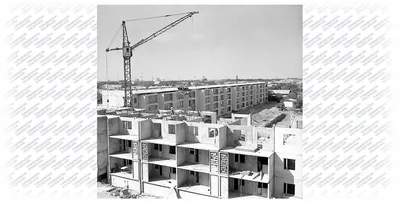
[145,143,177,167]
[178,169,211,196]
[147,164,177,187]
[228,178,269,198]
[109,157,133,179]
[177,147,211,173]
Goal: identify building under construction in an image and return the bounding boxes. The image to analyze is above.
[97,108,302,199]
[98,8,302,199]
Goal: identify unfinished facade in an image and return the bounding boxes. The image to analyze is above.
[99,82,268,116]
[100,112,302,199]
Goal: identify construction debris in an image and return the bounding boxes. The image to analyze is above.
[252,107,286,127]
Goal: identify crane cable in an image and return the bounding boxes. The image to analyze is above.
[105,51,109,109]
[124,12,193,22]
[105,25,123,109]
[108,25,122,50]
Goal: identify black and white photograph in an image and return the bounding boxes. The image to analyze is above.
[97,5,303,199]
[1,1,397,203]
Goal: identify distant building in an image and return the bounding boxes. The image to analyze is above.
[269,90,291,96]
[99,82,269,117]
[283,99,297,108]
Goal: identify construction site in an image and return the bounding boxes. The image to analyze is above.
[97,6,303,199]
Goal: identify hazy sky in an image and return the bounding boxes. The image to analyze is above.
[97,5,302,81]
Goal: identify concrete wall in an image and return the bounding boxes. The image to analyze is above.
[102,92,124,108]
[269,154,274,181]
[273,176,303,198]
[133,161,139,180]
[274,152,302,181]
[143,182,171,198]
[177,168,187,186]
[242,180,259,196]
[154,120,178,143]
[200,111,217,123]
[226,125,256,148]
[229,154,258,171]
[218,126,227,149]
[119,117,140,135]
[142,163,149,182]
[176,147,186,166]
[220,176,229,198]
[107,116,120,135]
[210,174,219,196]
[97,116,108,177]
[181,148,209,165]
[140,119,152,139]
[185,122,225,146]
[274,127,302,154]
[231,113,251,126]
[273,127,302,198]
[148,143,176,160]
[109,138,123,154]
[176,123,186,144]
[255,127,275,151]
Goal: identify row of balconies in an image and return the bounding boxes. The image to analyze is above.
[108,140,274,179]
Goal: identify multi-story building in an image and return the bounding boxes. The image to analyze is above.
[99,111,302,199]
[99,82,268,116]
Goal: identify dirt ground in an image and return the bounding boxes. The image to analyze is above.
[233,101,300,127]
[97,181,160,199]
[234,101,278,115]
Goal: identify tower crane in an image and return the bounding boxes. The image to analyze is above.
[106,11,199,107]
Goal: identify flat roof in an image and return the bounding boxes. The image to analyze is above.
[177,142,219,151]
[221,147,273,157]
[100,82,266,96]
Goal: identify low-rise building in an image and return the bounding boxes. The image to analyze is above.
[98,111,302,199]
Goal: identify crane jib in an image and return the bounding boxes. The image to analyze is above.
[107,11,199,107]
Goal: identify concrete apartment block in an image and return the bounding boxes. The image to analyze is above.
[100,113,302,199]
[100,82,268,116]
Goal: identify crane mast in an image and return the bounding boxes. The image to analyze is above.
[106,11,199,107]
